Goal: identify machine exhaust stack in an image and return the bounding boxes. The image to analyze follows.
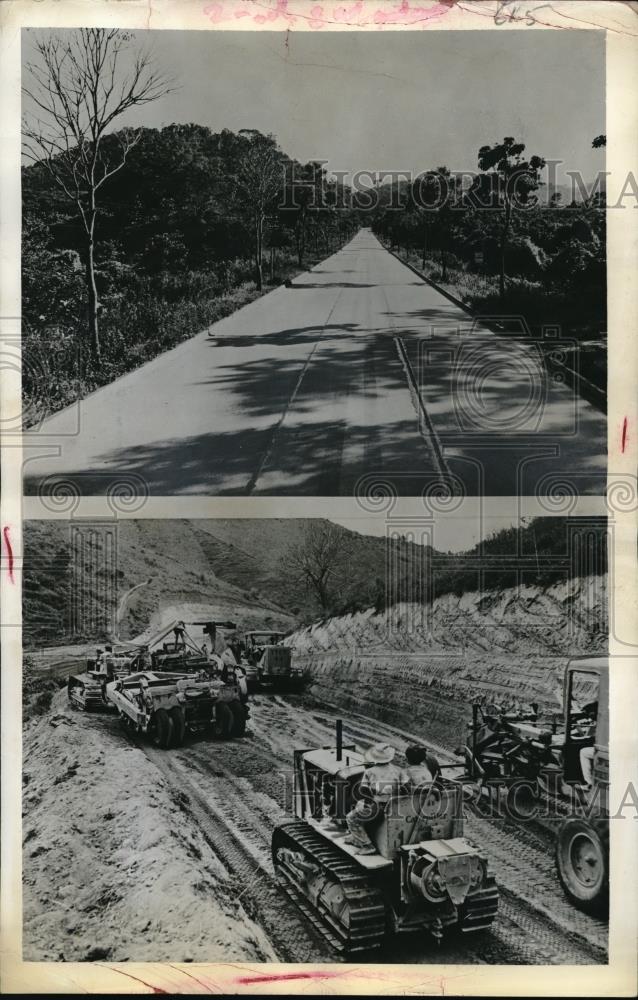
[336,718,343,761]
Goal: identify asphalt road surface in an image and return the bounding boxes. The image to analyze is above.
[25,230,606,497]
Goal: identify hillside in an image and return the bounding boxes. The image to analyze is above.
[23,516,607,648]
[23,517,432,646]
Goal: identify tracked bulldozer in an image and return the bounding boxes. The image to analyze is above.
[241,631,303,691]
[462,656,609,915]
[67,644,140,711]
[272,721,498,953]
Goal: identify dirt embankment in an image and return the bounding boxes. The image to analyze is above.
[289,576,607,750]
[22,692,276,963]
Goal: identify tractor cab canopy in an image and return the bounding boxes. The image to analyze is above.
[563,655,608,754]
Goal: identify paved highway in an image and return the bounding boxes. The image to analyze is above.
[24,230,606,497]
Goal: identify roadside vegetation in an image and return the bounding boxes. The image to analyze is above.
[371,142,606,402]
[22,124,360,423]
[22,29,606,420]
[23,655,66,721]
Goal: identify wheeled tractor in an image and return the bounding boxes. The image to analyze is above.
[241,631,304,692]
[463,656,609,915]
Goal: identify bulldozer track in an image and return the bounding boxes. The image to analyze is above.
[273,820,387,954]
[109,693,608,966]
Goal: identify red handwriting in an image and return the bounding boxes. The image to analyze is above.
[3,526,14,583]
[621,416,628,453]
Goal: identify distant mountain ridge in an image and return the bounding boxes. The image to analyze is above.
[22,517,606,648]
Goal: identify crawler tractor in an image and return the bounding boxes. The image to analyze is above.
[242,631,303,691]
[272,722,499,953]
[105,668,248,749]
[463,656,609,915]
[67,644,139,710]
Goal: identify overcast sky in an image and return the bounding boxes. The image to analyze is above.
[23,28,605,183]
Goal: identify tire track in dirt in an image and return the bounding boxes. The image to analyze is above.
[247,695,607,963]
[121,694,606,965]
[138,738,337,964]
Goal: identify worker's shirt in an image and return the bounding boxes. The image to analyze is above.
[360,763,407,802]
[406,763,434,787]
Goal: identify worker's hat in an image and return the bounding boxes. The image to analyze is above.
[364,743,395,765]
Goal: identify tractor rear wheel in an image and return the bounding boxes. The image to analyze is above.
[229,701,247,737]
[153,708,174,750]
[170,706,186,747]
[556,817,609,915]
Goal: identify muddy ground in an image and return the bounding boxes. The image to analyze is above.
[23,687,608,966]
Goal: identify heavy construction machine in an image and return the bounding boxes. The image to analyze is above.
[462,656,609,915]
[272,721,499,953]
[67,643,140,710]
[66,619,211,710]
[104,667,247,748]
[241,630,304,691]
[68,619,249,746]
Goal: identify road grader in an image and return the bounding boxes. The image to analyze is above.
[272,722,499,953]
[462,656,609,915]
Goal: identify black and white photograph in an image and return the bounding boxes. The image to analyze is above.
[22,514,609,966]
[20,24,608,497]
[2,1,637,996]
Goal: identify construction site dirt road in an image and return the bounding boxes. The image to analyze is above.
[24,687,608,966]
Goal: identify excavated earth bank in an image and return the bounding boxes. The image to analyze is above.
[290,576,607,750]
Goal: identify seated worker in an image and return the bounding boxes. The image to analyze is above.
[404,746,434,787]
[343,743,407,855]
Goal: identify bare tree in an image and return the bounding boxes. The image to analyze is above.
[22,29,172,360]
[286,521,351,616]
[236,130,284,291]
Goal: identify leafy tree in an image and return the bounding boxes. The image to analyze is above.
[476,137,546,298]
[22,28,172,360]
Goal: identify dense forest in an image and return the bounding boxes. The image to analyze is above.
[22,125,363,421]
[23,120,606,422]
